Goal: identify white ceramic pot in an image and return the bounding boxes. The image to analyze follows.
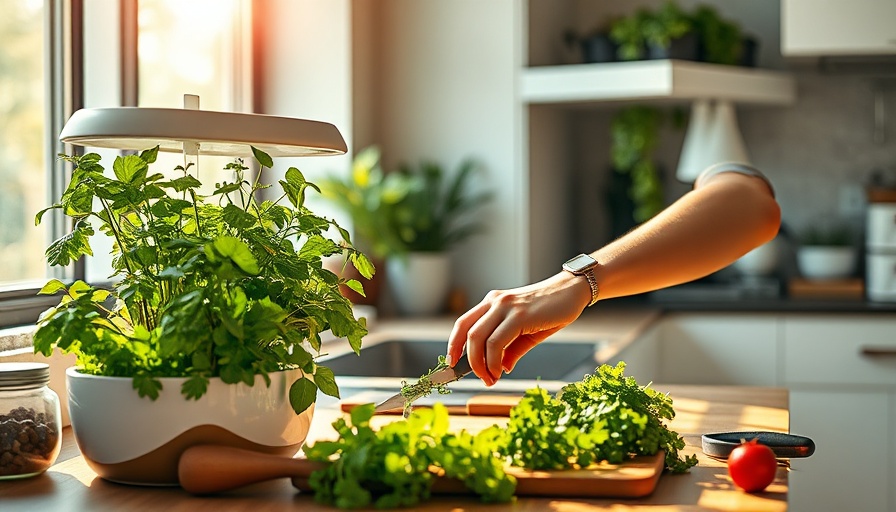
[731,239,779,277]
[386,252,451,316]
[66,367,313,486]
[797,246,856,280]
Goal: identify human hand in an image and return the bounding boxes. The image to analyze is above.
[445,271,592,386]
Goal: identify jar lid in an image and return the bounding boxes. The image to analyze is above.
[0,362,51,388]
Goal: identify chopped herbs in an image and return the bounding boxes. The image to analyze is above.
[306,361,697,508]
[303,402,516,508]
[502,362,698,473]
[398,355,452,418]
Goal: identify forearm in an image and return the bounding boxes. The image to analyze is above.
[592,172,780,300]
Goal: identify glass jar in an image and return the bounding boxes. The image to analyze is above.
[0,362,62,479]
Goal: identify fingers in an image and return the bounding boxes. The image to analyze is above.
[446,290,518,386]
[465,305,509,386]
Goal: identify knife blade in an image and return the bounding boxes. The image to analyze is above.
[373,357,474,413]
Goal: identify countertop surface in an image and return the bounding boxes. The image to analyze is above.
[1,385,790,511]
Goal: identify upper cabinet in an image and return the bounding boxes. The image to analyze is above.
[782,0,896,56]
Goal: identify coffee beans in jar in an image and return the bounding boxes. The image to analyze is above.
[0,362,61,479]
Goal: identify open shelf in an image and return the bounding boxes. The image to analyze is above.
[520,60,796,106]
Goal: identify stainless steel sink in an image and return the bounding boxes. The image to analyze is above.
[319,339,602,381]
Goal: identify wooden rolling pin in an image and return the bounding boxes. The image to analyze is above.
[178,444,325,494]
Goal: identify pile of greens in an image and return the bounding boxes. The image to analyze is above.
[502,362,697,473]
[305,362,697,508]
[303,402,515,508]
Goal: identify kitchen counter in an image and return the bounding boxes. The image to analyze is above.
[1,385,789,511]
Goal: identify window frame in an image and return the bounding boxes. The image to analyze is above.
[0,0,82,329]
[0,0,254,331]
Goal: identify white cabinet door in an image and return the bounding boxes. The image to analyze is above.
[784,315,896,512]
[789,389,892,512]
[782,0,896,56]
[608,321,660,385]
[783,315,896,386]
[657,313,780,386]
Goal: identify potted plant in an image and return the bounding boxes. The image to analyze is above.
[797,224,858,280]
[32,145,370,485]
[691,5,754,66]
[319,146,410,306]
[382,158,492,316]
[610,2,697,61]
[610,106,665,229]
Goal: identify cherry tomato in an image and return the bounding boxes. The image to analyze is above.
[727,439,778,492]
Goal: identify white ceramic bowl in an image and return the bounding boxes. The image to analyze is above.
[67,367,313,485]
[797,246,856,280]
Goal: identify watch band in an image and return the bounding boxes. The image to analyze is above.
[581,268,600,307]
[562,254,600,307]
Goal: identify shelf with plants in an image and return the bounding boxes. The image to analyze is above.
[520,59,796,107]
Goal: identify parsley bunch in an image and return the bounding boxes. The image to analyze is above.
[33,146,370,414]
[304,403,515,508]
[502,362,698,473]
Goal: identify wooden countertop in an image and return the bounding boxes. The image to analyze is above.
[1,385,789,511]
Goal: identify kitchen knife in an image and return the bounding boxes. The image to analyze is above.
[373,357,474,413]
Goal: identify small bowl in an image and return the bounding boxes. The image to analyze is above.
[797,246,856,280]
[702,431,815,459]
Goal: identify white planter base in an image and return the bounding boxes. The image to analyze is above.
[67,367,312,485]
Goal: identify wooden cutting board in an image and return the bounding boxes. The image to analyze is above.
[290,451,665,499]
[340,392,524,416]
[330,393,667,498]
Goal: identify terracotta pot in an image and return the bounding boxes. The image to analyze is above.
[66,367,312,486]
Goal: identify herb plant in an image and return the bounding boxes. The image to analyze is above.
[304,402,516,508]
[502,362,698,473]
[32,146,371,414]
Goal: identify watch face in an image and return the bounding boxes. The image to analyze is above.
[563,254,596,272]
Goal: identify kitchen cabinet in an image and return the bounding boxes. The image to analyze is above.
[607,319,661,385]
[782,0,896,56]
[783,315,896,512]
[653,313,782,386]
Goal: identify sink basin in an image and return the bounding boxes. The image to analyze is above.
[319,339,602,381]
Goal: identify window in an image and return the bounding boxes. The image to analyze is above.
[0,1,46,287]
[0,0,251,329]
[137,0,252,193]
[84,0,252,283]
[0,0,76,328]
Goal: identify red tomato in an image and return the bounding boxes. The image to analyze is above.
[727,439,778,492]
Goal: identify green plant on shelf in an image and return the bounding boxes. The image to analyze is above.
[610,106,665,223]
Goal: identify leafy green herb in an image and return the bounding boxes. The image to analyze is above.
[33,147,371,414]
[398,355,452,418]
[304,402,516,508]
[502,362,698,473]
[304,362,696,509]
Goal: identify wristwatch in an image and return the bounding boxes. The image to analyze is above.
[562,253,600,307]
